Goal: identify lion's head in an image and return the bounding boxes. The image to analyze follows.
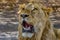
[18,3,45,27]
[18,2,53,38]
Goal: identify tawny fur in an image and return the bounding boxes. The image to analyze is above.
[18,1,59,40]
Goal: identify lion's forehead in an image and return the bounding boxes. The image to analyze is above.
[20,10,31,15]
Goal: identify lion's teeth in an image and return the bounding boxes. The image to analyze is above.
[23,27,30,30]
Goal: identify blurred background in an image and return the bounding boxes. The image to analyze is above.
[0,0,60,40]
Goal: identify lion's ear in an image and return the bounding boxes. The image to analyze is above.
[17,4,25,14]
[46,7,53,15]
[42,7,53,17]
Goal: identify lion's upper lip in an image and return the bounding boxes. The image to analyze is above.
[22,20,33,28]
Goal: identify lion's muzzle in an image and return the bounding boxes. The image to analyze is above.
[21,14,29,18]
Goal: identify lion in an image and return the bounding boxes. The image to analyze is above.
[17,1,57,40]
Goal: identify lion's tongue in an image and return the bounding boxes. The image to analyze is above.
[22,21,31,28]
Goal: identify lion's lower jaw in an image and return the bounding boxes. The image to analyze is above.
[22,33,34,38]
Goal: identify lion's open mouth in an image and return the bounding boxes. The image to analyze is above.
[22,20,34,33]
[22,20,34,38]
[22,20,33,28]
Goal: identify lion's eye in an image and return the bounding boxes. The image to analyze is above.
[34,8,38,10]
[32,8,38,11]
[22,8,25,10]
[31,8,38,12]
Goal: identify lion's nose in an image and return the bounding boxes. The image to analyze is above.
[21,14,29,18]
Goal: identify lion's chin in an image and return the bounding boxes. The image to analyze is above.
[22,33,34,38]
